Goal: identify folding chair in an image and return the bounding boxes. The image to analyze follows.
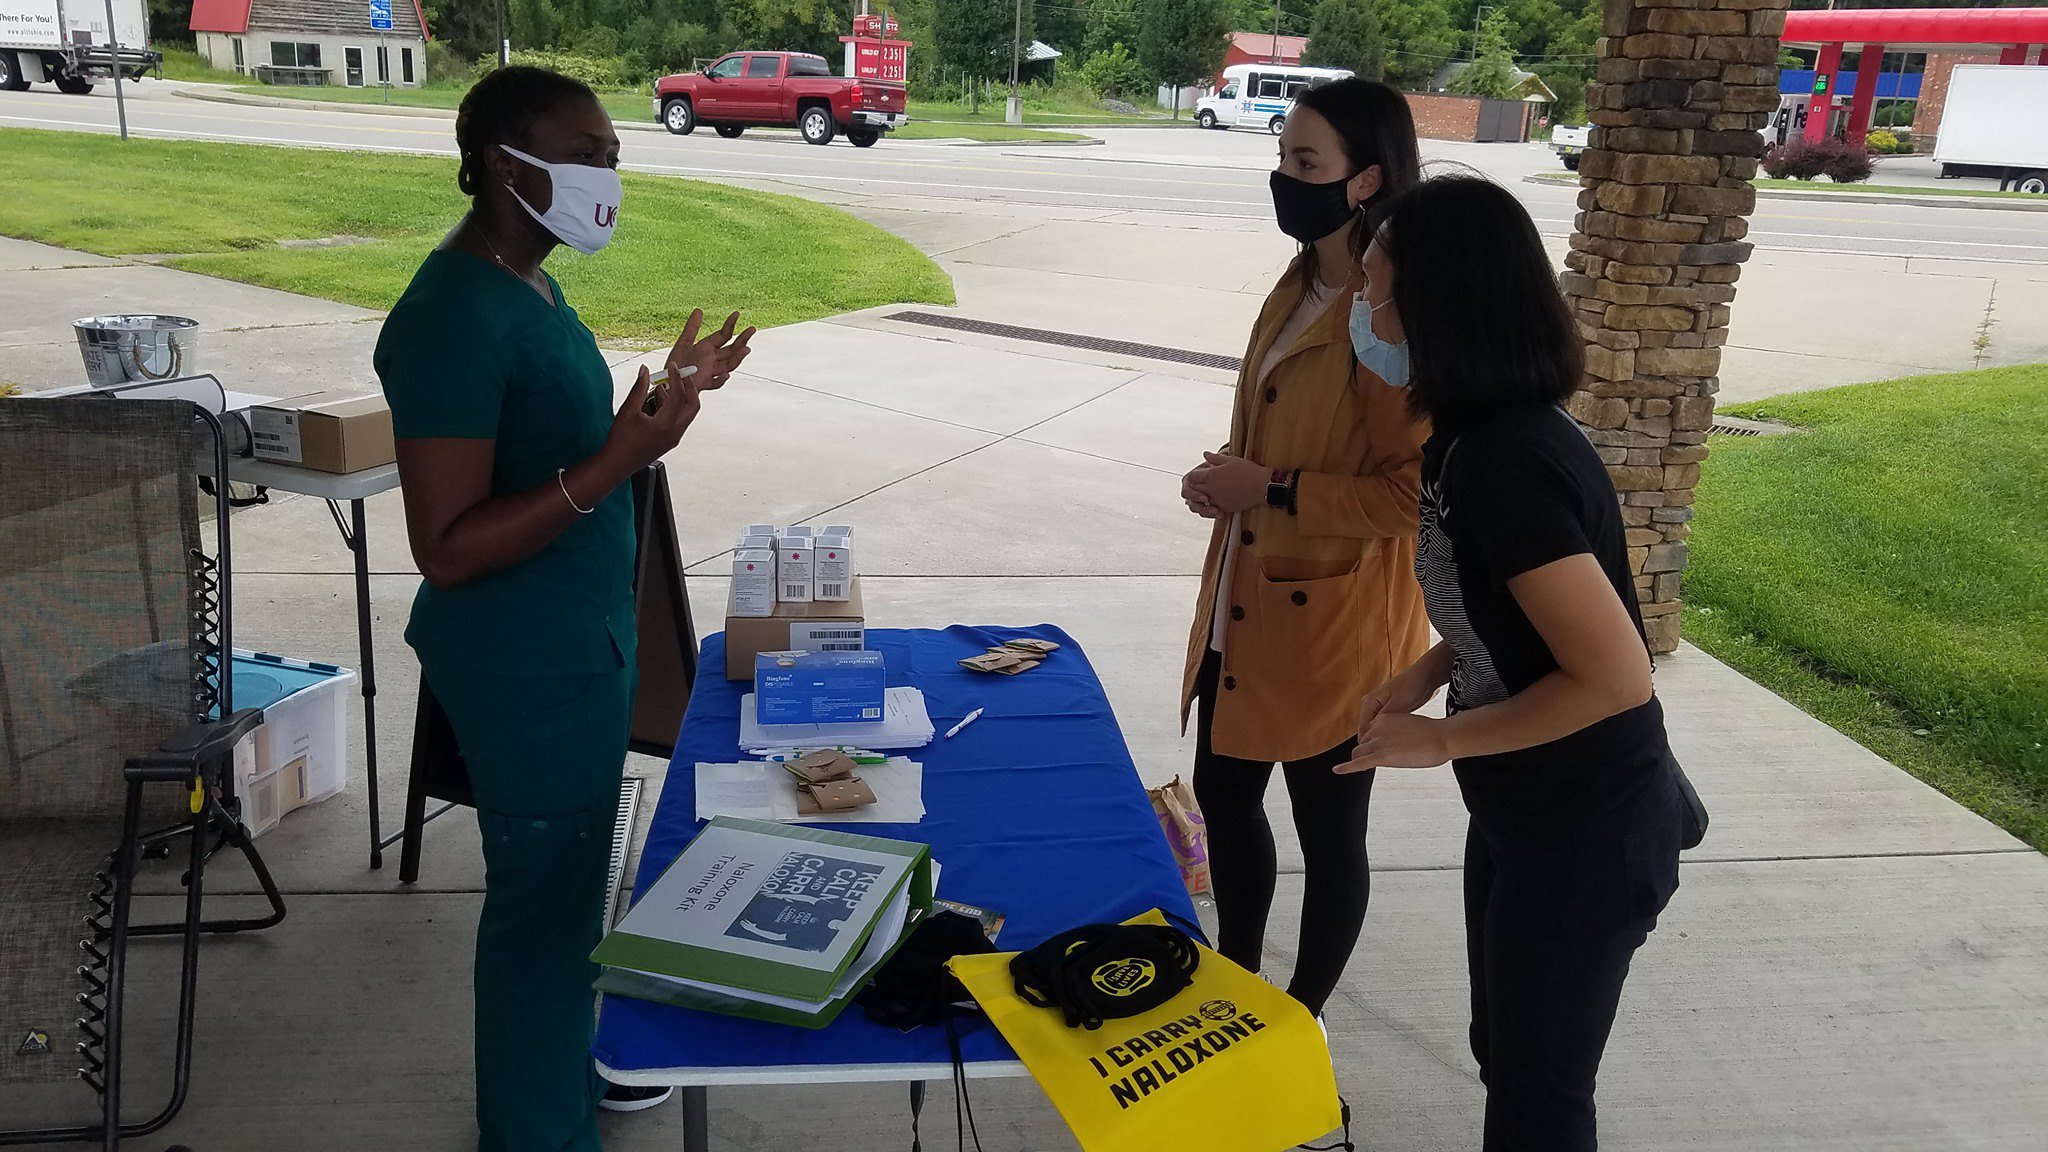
[394,462,698,884]
[0,397,286,1150]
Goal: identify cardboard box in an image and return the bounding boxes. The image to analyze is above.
[778,541,816,603]
[814,535,854,602]
[731,549,777,618]
[726,577,866,680]
[754,650,887,725]
[249,391,395,473]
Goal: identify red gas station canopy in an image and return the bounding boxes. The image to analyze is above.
[1782,7,2048,52]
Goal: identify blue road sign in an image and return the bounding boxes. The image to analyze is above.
[369,0,393,31]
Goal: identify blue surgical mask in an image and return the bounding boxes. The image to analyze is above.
[1349,293,1409,388]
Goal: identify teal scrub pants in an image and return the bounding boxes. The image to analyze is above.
[428,663,636,1152]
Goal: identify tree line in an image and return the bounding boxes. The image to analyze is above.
[143,0,2041,124]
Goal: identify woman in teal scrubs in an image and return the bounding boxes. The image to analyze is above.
[372,66,753,1151]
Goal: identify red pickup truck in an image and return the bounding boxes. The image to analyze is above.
[654,51,909,147]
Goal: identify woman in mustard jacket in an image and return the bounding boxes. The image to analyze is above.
[1178,78,1429,1018]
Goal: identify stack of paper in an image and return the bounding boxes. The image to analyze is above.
[697,758,927,825]
[593,817,933,1028]
[739,685,936,750]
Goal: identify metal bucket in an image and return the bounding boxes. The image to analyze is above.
[74,314,201,387]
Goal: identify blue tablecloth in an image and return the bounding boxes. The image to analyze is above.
[593,625,1199,1077]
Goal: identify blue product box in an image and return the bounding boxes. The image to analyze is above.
[755,650,887,726]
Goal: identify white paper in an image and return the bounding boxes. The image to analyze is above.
[740,686,934,750]
[610,822,910,974]
[696,759,926,825]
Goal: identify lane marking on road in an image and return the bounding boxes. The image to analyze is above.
[10,112,2044,254]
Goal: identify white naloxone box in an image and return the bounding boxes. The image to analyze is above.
[741,523,777,540]
[821,524,854,539]
[814,535,854,602]
[778,541,816,603]
[736,534,777,556]
[731,550,777,617]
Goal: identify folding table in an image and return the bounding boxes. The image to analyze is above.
[593,625,1200,1152]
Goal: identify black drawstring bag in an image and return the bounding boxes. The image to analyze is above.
[1009,923,1201,1031]
[856,911,999,1152]
[859,910,996,1031]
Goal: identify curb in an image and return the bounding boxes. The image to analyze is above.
[172,88,1100,147]
[1521,172,2048,213]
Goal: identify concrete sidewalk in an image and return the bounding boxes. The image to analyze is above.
[3,236,2045,1150]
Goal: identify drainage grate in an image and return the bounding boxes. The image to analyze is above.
[1709,416,1798,438]
[886,311,1243,372]
[603,776,645,928]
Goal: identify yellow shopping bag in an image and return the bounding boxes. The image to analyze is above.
[948,911,1342,1152]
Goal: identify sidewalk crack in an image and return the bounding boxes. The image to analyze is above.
[1971,281,1999,368]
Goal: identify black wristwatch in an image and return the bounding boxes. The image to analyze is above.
[1265,468,1300,514]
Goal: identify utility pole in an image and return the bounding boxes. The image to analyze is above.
[496,0,509,67]
[1272,2,1281,64]
[1006,0,1024,125]
[104,0,128,140]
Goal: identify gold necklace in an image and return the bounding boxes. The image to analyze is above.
[476,223,546,295]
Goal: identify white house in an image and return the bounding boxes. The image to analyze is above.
[191,0,430,88]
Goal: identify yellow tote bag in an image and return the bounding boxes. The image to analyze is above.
[948,911,1342,1152]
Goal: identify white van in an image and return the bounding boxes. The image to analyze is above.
[1195,64,1355,134]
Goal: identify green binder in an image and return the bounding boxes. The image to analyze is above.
[593,816,933,1027]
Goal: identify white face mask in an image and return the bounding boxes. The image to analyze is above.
[500,144,622,255]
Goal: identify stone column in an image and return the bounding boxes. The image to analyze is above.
[1561,0,1788,654]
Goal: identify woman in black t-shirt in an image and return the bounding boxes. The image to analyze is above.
[1337,175,1685,1151]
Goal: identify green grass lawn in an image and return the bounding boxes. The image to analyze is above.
[1685,366,2048,850]
[217,83,1088,141]
[1751,177,2045,199]
[909,96,1185,127]
[0,128,951,341]
[155,46,248,85]
[227,82,657,125]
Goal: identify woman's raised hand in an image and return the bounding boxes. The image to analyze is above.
[669,309,755,392]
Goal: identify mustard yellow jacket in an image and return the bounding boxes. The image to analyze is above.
[1181,261,1432,763]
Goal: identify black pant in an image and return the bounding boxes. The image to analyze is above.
[1192,652,1374,1017]
[1463,773,1682,1151]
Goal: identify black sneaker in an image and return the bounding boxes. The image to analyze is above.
[599,1082,674,1113]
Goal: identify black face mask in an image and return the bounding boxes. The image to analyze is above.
[1270,169,1360,244]
[1009,924,1201,1030]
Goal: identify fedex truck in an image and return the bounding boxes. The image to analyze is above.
[0,0,159,95]
[1935,65,2048,194]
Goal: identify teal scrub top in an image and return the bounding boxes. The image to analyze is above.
[373,247,637,677]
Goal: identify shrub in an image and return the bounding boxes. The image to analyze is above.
[1077,43,1150,100]
[1762,137,1875,184]
[1866,129,1901,155]
[425,41,474,85]
[475,49,633,90]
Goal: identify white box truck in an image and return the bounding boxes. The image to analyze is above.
[0,0,159,95]
[1935,64,2048,195]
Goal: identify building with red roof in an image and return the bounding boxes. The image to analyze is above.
[1217,32,1308,88]
[191,0,430,89]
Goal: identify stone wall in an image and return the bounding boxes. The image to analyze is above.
[1561,0,1788,653]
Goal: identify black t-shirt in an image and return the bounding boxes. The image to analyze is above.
[1416,405,1670,827]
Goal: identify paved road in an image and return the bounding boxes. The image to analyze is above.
[9,82,2048,266]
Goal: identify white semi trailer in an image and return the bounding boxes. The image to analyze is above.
[0,0,159,95]
[1934,64,2048,195]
